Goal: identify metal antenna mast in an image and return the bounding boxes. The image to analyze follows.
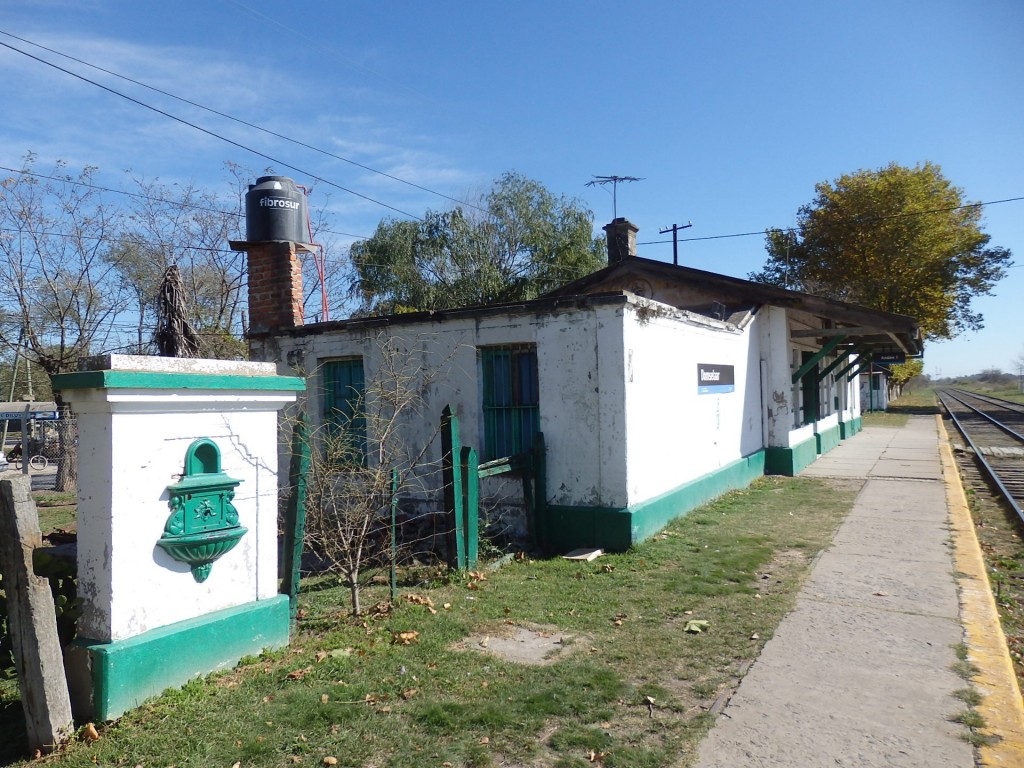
[659,221,693,265]
[586,175,644,219]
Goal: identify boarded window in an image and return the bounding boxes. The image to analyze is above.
[322,358,367,463]
[481,346,539,460]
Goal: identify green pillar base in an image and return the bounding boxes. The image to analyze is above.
[75,595,290,721]
[764,436,818,476]
[815,423,841,455]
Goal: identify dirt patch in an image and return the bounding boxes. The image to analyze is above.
[455,623,588,666]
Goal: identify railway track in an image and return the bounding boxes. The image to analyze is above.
[937,388,1024,522]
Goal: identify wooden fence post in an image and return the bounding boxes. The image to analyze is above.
[0,476,73,753]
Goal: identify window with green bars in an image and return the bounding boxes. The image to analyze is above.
[322,358,367,464]
[480,345,540,461]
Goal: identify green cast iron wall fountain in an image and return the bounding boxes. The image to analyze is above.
[157,438,247,582]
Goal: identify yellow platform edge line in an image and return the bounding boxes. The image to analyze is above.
[937,414,1024,765]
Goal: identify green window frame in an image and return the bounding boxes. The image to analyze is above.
[322,358,367,463]
[481,345,539,461]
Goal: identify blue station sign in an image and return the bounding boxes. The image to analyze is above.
[697,363,735,395]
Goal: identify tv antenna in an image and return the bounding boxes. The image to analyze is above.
[586,175,644,219]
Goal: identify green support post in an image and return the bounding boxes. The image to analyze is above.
[819,347,855,379]
[460,446,479,570]
[791,335,847,384]
[835,354,866,381]
[846,355,874,381]
[281,415,310,622]
[441,405,465,570]
[531,433,546,551]
[390,468,398,602]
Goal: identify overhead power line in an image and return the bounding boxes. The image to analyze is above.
[0,164,371,241]
[0,29,487,215]
[638,196,1024,247]
[0,36,421,220]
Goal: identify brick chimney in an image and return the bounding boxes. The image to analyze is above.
[603,217,639,264]
[243,241,304,335]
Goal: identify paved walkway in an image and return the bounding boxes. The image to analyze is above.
[695,415,1024,767]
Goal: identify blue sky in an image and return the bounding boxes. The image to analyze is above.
[1,0,1021,377]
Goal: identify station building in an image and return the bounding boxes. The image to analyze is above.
[243,217,922,553]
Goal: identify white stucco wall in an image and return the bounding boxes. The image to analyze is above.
[278,299,631,513]
[621,301,762,506]
[61,357,297,643]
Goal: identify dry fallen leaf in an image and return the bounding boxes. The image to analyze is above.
[323,758,338,766]
[81,723,100,742]
[391,630,420,645]
[479,736,490,745]
[401,688,418,699]
[287,666,313,680]
[320,694,330,703]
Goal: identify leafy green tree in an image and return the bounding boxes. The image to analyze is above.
[350,172,605,314]
[750,162,1012,339]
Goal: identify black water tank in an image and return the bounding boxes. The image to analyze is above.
[245,176,310,243]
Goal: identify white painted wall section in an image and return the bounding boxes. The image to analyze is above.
[60,357,298,643]
[621,301,761,506]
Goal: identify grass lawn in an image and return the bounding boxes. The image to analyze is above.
[1,476,858,768]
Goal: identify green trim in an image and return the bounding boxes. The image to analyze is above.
[764,436,818,476]
[839,416,862,439]
[52,370,305,393]
[815,423,841,455]
[76,595,290,721]
[544,451,766,553]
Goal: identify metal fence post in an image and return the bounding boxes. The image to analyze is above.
[441,405,465,570]
[460,446,479,570]
[281,415,309,621]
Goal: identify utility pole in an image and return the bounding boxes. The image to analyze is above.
[586,175,644,220]
[659,222,693,265]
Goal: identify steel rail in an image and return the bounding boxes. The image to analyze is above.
[943,390,1024,443]
[938,390,1024,524]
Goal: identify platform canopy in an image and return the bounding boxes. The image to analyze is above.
[545,256,924,359]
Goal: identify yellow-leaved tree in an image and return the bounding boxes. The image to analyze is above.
[750,162,1012,340]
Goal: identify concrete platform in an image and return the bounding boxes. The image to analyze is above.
[695,415,1024,768]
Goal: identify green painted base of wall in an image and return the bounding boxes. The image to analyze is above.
[815,423,841,455]
[544,451,766,553]
[764,436,818,476]
[76,595,290,721]
[840,416,862,440]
